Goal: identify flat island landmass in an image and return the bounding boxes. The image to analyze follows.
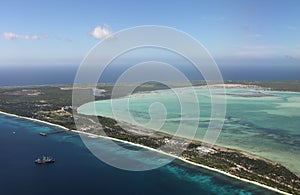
[0,81,299,194]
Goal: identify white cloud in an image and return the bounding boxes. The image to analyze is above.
[3,32,19,40]
[90,25,114,40]
[3,32,43,40]
[3,32,72,42]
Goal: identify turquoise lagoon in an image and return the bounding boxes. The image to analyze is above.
[78,87,300,176]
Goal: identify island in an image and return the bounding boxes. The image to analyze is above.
[0,81,299,194]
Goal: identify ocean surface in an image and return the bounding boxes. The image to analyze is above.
[0,63,299,87]
[78,87,300,177]
[0,113,277,195]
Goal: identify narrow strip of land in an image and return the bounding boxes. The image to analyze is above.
[0,110,296,195]
[0,82,300,194]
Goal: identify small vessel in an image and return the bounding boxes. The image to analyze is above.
[35,156,55,164]
[39,132,47,136]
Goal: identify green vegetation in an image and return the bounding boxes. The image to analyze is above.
[225,81,300,92]
[186,149,300,194]
[0,86,75,129]
[254,81,300,92]
[0,82,300,194]
[88,115,300,194]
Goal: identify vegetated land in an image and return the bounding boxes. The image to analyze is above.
[0,81,299,194]
[76,114,300,194]
[227,81,300,92]
[255,81,300,92]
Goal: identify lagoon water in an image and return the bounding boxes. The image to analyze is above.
[0,113,278,194]
[78,87,300,177]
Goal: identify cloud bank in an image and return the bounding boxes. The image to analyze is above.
[3,32,73,42]
[3,32,45,40]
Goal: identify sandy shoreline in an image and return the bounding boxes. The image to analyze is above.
[0,110,290,195]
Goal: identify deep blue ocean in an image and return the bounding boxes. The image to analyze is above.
[0,63,299,87]
[0,113,277,195]
[0,63,295,194]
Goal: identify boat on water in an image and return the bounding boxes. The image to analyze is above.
[35,156,55,164]
[39,132,47,136]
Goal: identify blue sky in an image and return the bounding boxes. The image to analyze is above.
[0,0,299,66]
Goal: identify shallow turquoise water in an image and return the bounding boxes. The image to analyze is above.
[78,87,300,176]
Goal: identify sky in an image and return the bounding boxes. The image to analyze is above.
[0,0,299,67]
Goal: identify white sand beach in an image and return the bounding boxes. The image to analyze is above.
[0,110,290,195]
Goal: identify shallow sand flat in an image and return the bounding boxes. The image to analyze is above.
[78,87,300,177]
